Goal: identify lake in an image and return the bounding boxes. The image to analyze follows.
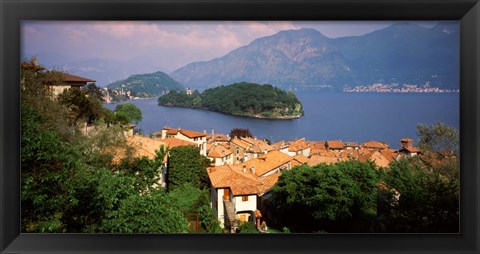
[105,92,459,149]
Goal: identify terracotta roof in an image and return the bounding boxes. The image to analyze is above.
[326,140,344,150]
[207,165,261,196]
[293,154,309,164]
[165,128,179,135]
[231,138,251,150]
[207,133,230,143]
[369,151,391,168]
[241,137,273,154]
[307,155,347,166]
[287,138,309,152]
[317,150,341,157]
[241,150,293,177]
[307,141,326,150]
[362,140,389,150]
[400,138,414,143]
[62,73,96,83]
[271,140,286,151]
[344,142,359,147]
[381,149,399,162]
[208,144,232,158]
[340,149,360,159]
[112,135,167,164]
[258,173,281,195]
[21,62,45,71]
[159,137,196,148]
[179,129,206,138]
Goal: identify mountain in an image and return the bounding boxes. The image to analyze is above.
[107,71,184,98]
[170,23,459,91]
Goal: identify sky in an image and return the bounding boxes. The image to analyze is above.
[21,21,441,73]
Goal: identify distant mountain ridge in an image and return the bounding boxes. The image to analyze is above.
[170,22,459,91]
[107,71,184,98]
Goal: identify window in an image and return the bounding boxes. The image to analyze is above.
[242,195,248,201]
[236,147,239,154]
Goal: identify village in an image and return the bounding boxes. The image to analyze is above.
[21,61,459,233]
[115,124,456,233]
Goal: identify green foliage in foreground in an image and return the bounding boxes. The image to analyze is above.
[238,222,259,234]
[166,146,211,191]
[158,82,304,118]
[21,59,218,233]
[267,161,378,232]
[416,121,459,154]
[378,158,459,232]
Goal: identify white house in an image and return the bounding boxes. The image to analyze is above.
[207,165,261,232]
[207,143,233,166]
[160,127,207,156]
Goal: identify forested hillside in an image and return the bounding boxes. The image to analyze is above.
[158,82,304,119]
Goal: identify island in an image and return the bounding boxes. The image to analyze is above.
[158,82,304,119]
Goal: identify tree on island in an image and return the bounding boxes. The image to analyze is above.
[229,128,253,139]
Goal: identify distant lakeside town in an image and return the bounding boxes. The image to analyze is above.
[343,83,459,93]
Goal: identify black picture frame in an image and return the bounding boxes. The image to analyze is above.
[1,0,479,253]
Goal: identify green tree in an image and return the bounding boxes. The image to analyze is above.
[166,146,211,191]
[83,83,104,102]
[76,168,188,233]
[238,221,259,233]
[58,88,103,125]
[21,105,84,232]
[168,184,222,233]
[229,128,253,139]
[268,161,378,232]
[417,122,459,154]
[116,144,168,192]
[115,103,143,124]
[379,158,459,232]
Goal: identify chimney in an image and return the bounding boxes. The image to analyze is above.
[203,130,206,134]
[212,129,215,135]
[251,165,255,175]
[242,165,246,173]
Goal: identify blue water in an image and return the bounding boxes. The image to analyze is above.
[105,92,459,149]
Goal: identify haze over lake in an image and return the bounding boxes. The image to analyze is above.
[105,92,459,149]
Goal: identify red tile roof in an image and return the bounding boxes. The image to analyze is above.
[362,140,389,150]
[208,144,232,158]
[293,154,309,164]
[62,73,96,83]
[307,155,347,166]
[179,129,206,138]
[241,137,273,154]
[241,150,293,177]
[231,138,251,149]
[271,140,286,151]
[287,138,309,152]
[258,173,281,195]
[159,137,196,148]
[326,140,344,150]
[207,165,262,196]
[400,138,414,143]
